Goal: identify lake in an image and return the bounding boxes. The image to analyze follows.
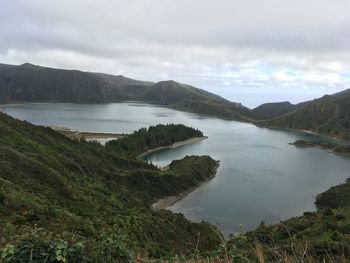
[2,102,350,237]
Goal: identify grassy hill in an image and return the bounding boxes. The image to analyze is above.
[0,63,256,122]
[0,112,221,261]
[2,110,350,261]
[259,90,350,140]
[252,101,297,119]
[0,63,152,103]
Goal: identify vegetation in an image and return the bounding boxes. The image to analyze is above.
[146,80,257,122]
[290,139,316,147]
[252,101,297,120]
[221,208,350,262]
[289,140,350,156]
[105,123,203,158]
[0,112,221,261]
[316,178,350,209]
[210,174,350,262]
[2,92,350,261]
[0,63,256,121]
[260,92,350,140]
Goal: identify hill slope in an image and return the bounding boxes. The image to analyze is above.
[252,101,297,119]
[0,63,256,121]
[0,63,153,103]
[260,89,350,140]
[0,112,221,260]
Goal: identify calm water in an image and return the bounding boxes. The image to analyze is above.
[2,102,350,237]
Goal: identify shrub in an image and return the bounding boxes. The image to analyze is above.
[0,191,5,204]
[93,235,133,263]
[323,208,334,217]
[0,238,86,263]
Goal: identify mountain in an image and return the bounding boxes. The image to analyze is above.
[0,63,153,103]
[144,80,256,121]
[260,89,350,140]
[252,101,297,119]
[0,111,221,260]
[0,63,256,121]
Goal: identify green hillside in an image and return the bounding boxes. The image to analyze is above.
[260,91,350,140]
[0,63,256,122]
[2,110,350,262]
[0,112,221,261]
[252,101,297,119]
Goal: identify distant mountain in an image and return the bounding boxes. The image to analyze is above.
[0,63,256,121]
[142,80,256,121]
[252,101,297,119]
[260,89,350,140]
[0,63,153,103]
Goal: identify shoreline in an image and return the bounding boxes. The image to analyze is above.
[49,126,124,140]
[256,123,350,143]
[152,162,219,210]
[2,101,347,143]
[137,136,208,159]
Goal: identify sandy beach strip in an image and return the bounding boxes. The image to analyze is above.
[137,136,208,159]
[49,126,124,140]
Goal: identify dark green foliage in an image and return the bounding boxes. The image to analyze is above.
[0,191,5,204]
[316,178,350,209]
[0,63,152,104]
[252,101,297,119]
[1,230,86,263]
[125,156,219,205]
[93,235,132,263]
[235,208,350,261]
[290,139,316,147]
[0,63,256,121]
[105,124,203,158]
[323,208,334,216]
[171,99,256,122]
[0,229,132,263]
[146,80,256,121]
[0,112,221,259]
[222,174,350,262]
[261,92,350,140]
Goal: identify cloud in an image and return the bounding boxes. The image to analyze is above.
[1,0,350,107]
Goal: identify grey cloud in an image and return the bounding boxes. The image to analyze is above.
[1,0,350,107]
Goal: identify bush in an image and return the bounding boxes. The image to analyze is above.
[323,208,334,217]
[303,211,316,217]
[0,238,86,263]
[93,235,133,263]
[0,191,5,204]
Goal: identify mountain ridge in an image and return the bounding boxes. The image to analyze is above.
[259,92,350,140]
[0,62,256,121]
[252,101,297,119]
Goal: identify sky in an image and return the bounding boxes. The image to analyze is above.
[1,0,350,108]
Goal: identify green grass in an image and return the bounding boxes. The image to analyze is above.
[2,110,350,262]
[0,112,221,261]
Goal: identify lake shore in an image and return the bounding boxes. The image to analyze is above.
[137,136,208,159]
[49,126,124,140]
[152,162,219,210]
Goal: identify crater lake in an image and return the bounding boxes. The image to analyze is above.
[2,102,350,237]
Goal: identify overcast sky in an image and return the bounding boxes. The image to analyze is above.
[1,0,350,107]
